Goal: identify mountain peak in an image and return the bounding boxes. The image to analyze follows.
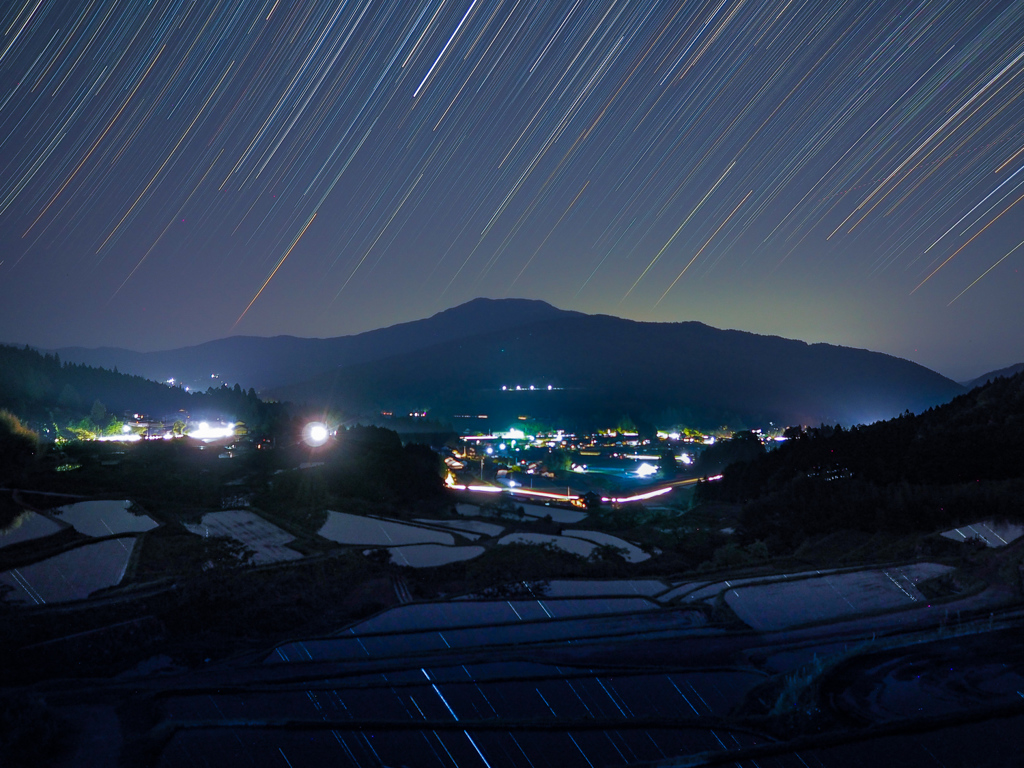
[428,297,571,322]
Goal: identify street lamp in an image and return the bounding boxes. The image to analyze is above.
[303,422,330,446]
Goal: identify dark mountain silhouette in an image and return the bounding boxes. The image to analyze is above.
[37,299,964,428]
[49,298,574,391]
[961,362,1024,390]
[271,308,964,429]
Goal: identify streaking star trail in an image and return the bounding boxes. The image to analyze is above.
[0,0,1022,378]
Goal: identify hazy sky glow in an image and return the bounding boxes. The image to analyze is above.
[1,0,1022,378]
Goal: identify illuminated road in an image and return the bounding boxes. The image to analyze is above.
[450,473,712,506]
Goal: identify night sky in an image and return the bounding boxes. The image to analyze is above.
[1,0,1022,380]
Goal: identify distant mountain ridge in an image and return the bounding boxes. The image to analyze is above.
[961,362,1024,390]
[41,299,965,429]
[271,305,963,429]
[49,298,576,391]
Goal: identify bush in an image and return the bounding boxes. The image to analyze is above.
[0,411,38,483]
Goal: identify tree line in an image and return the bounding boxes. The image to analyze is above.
[695,371,1024,553]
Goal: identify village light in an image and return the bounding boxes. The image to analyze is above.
[301,423,329,448]
[304,422,330,446]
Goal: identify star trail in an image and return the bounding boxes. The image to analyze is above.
[0,0,1022,378]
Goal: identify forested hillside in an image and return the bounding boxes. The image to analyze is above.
[698,371,1024,553]
[0,345,286,437]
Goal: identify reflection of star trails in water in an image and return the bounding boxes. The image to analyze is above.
[233,213,316,328]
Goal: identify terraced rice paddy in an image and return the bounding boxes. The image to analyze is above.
[559,529,650,562]
[0,537,138,604]
[724,563,955,631]
[268,597,700,664]
[416,519,505,537]
[184,510,302,564]
[319,511,455,546]
[541,579,668,597]
[157,660,763,768]
[940,520,1024,547]
[497,532,596,557]
[347,597,662,633]
[54,499,158,537]
[0,510,63,548]
[388,544,485,567]
[514,502,588,524]
[454,502,588,524]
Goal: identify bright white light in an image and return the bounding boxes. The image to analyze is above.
[499,443,506,451]
[680,453,692,465]
[122,425,131,434]
[466,484,502,493]
[190,422,236,440]
[486,447,493,455]
[304,422,330,446]
[635,462,658,477]
[547,385,552,390]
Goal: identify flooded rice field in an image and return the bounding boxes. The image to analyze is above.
[557,530,650,562]
[347,597,663,633]
[830,626,1024,722]
[159,652,764,768]
[940,520,1024,547]
[53,499,158,536]
[496,533,597,557]
[389,544,486,567]
[417,519,506,537]
[724,563,954,631]
[320,511,456,546]
[540,579,668,597]
[184,510,302,564]
[0,537,137,604]
[268,600,705,664]
[514,503,588,524]
[455,502,588,525]
[0,509,63,548]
